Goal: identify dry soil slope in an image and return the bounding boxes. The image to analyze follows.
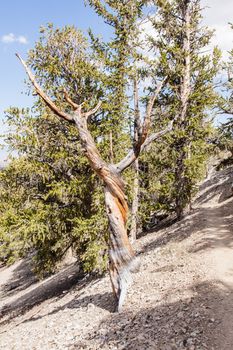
[0,166,233,350]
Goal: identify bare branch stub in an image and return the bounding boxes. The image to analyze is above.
[84,101,102,119]
[115,78,168,173]
[63,89,79,110]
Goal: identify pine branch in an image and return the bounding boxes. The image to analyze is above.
[16,54,74,123]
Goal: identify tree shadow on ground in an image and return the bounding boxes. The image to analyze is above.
[1,258,38,298]
[22,291,116,325]
[139,167,233,241]
[190,201,233,254]
[140,174,233,257]
[137,167,233,259]
[79,280,233,350]
[195,166,233,206]
[0,263,100,324]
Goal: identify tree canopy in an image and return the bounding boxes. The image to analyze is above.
[0,0,230,310]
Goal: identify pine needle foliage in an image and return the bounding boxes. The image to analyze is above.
[139,0,220,222]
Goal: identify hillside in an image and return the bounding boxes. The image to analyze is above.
[0,166,233,350]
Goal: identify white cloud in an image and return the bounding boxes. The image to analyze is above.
[202,0,233,60]
[1,33,28,45]
[17,35,28,44]
[1,33,15,43]
[141,1,233,61]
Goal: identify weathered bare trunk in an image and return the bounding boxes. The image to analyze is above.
[129,77,141,242]
[180,0,191,123]
[109,130,114,163]
[104,185,135,310]
[129,159,139,242]
[73,112,136,310]
[175,1,191,220]
[175,145,186,220]
[17,54,169,311]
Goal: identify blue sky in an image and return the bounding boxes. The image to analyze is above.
[0,0,233,165]
[0,0,109,165]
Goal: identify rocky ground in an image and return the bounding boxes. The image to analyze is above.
[0,166,233,350]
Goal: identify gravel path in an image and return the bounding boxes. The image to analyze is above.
[0,166,232,350]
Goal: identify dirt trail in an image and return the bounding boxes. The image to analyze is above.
[208,204,233,350]
[193,167,233,349]
[0,166,232,350]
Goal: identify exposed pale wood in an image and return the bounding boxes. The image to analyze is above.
[130,159,139,243]
[129,77,141,242]
[115,121,173,172]
[84,101,102,119]
[63,89,79,110]
[109,130,114,163]
[104,186,135,311]
[180,1,191,122]
[175,0,191,220]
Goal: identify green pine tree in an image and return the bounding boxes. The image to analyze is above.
[0,26,108,275]
[141,0,220,221]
